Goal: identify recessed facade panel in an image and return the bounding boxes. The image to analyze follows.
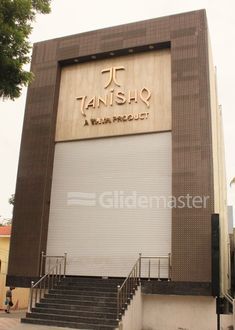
[56,50,171,141]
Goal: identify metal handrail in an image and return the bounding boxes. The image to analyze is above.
[117,255,141,321]
[117,253,171,321]
[141,253,171,281]
[40,251,67,277]
[224,293,235,326]
[28,253,67,312]
[224,293,234,305]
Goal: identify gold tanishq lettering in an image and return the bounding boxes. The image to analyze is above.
[101,66,125,88]
[76,87,151,117]
[75,65,152,119]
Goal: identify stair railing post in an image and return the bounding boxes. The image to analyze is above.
[55,258,58,285]
[35,286,38,305]
[134,268,136,291]
[134,265,136,289]
[233,299,235,328]
[28,281,34,313]
[59,261,61,282]
[117,285,120,321]
[48,258,51,275]
[63,252,67,278]
[39,281,42,301]
[168,253,171,281]
[148,259,151,281]
[137,263,139,288]
[47,271,50,292]
[158,258,161,281]
[43,277,46,296]
[56,258,58,276]
[40,251,44,277]
[139,253,142,283]
[52,269,54,289]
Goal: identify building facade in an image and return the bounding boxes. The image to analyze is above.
[7,9,232,329]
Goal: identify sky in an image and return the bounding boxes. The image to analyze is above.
[0,0,235,220]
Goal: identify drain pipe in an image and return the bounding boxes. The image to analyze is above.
[216,297,220,330]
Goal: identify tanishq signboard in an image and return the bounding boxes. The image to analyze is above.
[77,66,151,125]
[55,49,171,141]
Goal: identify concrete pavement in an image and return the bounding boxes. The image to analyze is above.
[0,310,72,330]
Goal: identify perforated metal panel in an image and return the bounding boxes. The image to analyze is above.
[47,132,172,277]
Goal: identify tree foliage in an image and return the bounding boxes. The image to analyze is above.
[0,0,51,100]
[230,177,235,187]
[8,194,15,206]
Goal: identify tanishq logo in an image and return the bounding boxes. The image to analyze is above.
[76,65,152,119]
[101,66,125,88]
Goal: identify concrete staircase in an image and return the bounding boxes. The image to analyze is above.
[22,276,122,329]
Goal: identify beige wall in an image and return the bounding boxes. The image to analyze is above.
[56,49,171,141]
[0,236,29,309]
[0,237,9,308]
[0,237,9,276]
[208,33,230,294]
[142,294,233,330]
[118,287,142,330]
[117,293,233,329]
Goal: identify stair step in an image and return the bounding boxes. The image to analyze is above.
[55,285,118,292]
[45,293,116,302]
[49,289,117,297]
[22,317,116,330]
[24,277,121,329]
[36,302,117,314]
[33,307,116,319]
[26,312,118,326]
[61,277,122,287]
[41,297,117,307]
[63,276,121,281]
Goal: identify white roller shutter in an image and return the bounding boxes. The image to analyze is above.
[47,132,172,277]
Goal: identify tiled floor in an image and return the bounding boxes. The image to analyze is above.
[0,310,72,330]
[0,317,20,330]
[0,310,24,330]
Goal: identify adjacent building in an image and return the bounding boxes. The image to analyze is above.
[0,225,29,310]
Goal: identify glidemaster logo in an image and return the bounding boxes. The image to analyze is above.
[67,191,210,209]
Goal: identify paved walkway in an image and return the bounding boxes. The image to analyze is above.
[0,310,72,330]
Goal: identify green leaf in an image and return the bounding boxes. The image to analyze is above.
[0,0,51,100]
